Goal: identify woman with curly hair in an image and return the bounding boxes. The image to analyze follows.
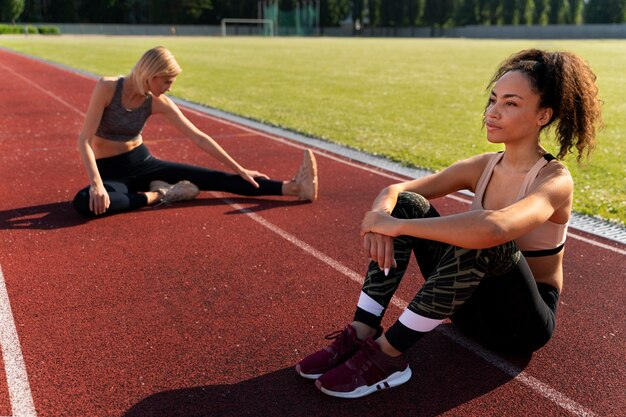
[73,46,317,218]
[295,49,602,398]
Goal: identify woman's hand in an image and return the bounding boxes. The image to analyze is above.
[360,210,401,237]
[361,211,401,273]
[238,168,270,189]
[89,184,110,215]
[363,232,397,274]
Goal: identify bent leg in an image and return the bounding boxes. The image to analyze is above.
[354,192,449,328]
[73,181,148,218]
[384,239,522,352]
[450,256,558,353]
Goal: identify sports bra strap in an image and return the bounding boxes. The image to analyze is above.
[515,153,555,200]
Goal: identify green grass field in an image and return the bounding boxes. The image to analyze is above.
[1,36,624,224]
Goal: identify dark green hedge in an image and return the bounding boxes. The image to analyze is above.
[0,25,60,35]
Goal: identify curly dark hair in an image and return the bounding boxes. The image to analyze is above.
[486,49,603,162]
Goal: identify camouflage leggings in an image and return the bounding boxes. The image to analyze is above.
[360,192,520,320]
[355,192,558,353]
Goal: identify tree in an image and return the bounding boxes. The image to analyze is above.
[502,0,519,24]
[351,0,364,32]
[1,0,25,23]
[20,0,41,22]
[519,0,535,24]
[456,0,482,25]
[183,0,212,20]
[568,0,583,24]
[367,0,380,27]
[423,0,455,33]
[406,0,423,28]
[49,0,76,23]
[379,0,404,27]
[148,0,212,24]
[533,0,549,24]
[320,0,349,27]
[486,0,503,24]
[548,0,569,24]
[584,0,626,23]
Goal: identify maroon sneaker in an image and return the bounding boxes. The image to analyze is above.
[295,324,381,379]
[315,337,411,398]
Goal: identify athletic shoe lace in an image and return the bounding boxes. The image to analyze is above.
[324,329,356,357]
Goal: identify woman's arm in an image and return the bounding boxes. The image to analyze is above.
[370,154,488,213]
[156,95,268,188]
[363,154,490,273]
[77,78,112,215]
[362,164,573,250]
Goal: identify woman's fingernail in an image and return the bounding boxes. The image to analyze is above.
[384,268,390,276]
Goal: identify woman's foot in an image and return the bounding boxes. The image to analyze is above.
[295,324,382,379]
[315,337,411,399]
[294,149,318,202]
[150,180,199,204]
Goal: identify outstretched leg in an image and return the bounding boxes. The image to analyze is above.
[131,149,317,201]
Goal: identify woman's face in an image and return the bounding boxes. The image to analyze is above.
[484,70,552,145]
[149,75,177,97]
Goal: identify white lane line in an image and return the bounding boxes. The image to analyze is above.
[0,61,85,118]
[0,267,37,417]
[215,193,597,417]
[567,232,626,255]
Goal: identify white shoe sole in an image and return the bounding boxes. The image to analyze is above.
[298,149,318,202]
[295,366,323,380]
[317,365,412,399]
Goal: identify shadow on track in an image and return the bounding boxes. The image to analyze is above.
[0,197,306,230]
[0,201,87,230]
[121,339,531,417]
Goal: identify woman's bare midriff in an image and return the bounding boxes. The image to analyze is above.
[526,252,564,293]
[91,135,143,159]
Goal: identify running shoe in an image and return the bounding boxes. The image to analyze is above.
[295,149,318,202]
[295,324,381,379]
[150,180,199,204]
[315,337,411,399]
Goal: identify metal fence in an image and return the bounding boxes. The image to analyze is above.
[20,22,626,39]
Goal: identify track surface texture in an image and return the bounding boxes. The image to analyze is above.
[0,49,624,417]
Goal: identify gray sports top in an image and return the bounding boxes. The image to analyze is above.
[95,77,152,141]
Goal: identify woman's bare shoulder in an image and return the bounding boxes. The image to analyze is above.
[533,158,573,191]
[151,93,178,114]
[97,76,121,87]
[91,76,120,102]
[452,152,498,174]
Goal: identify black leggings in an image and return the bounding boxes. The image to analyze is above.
[354,192,558,354]
[73,144,283,217]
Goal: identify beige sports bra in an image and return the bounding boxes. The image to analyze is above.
[471,152,568,257]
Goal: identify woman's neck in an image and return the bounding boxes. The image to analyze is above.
[501,140,547,172]
[121,77,146,107]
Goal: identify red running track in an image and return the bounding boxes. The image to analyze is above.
[0,48,624,417]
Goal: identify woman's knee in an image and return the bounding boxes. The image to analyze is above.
[392,192,438,219]
[72,189,95,217]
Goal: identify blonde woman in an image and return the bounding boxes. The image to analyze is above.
[73,46,317,217]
